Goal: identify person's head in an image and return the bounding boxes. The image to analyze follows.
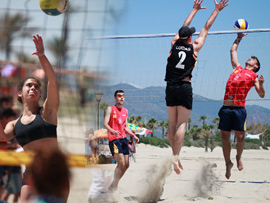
[28,149,71,199]
[178,26,196,43]
[17,76,42,104]
[245,56,260,73]
[85,128,94,138]
[0,108,17,128]
[114,90,125,105]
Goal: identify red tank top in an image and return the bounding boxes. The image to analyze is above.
[224,66,258,106]
[108,105,128,141]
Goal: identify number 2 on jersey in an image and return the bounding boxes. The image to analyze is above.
[175,51,186,69]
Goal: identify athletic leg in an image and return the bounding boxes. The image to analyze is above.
[221,130,233,179]
[108,154,129,192]
[167,106,191,174]
[235,130,245,171]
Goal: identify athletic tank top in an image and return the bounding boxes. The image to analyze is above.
[224,66,258,106]
[14,107,57,147]
[165,40,197,83]
[107,105,127,142]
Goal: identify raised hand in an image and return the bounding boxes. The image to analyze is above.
[32,34,45,57]
[193,0,206,10]
[214,0,229,11]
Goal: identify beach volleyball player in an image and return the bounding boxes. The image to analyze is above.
[104,90,139,192]
[164,0,229,174]
[0,34,66,201]
[218,33,265,179]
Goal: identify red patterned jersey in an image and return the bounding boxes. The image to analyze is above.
[108,105,127,141]
[224,66,258,106]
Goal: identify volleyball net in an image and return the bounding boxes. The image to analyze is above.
[94,29,270,108]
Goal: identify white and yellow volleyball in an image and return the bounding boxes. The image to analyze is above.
[234,19,249,30]
[39,0,69,16]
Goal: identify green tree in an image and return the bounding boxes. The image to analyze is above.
[127,115,135,123]
[198,115,207,126]
[187,118,192,130]
[212,117,220,129]
[187,125,201,140]
[100,102,108,118]
[199,124,215,152]
[146,117,158,137]
[0,13,30,59]
[159,120,168,139]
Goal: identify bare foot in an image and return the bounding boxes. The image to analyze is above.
[108,184,117,192]
[173,156,183,174]
[236,155,244,171]
[225,161,233,179]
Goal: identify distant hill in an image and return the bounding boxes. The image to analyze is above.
[99,83,270,126]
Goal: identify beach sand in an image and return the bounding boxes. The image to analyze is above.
[62,141,270,203]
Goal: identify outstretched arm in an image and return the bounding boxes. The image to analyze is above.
[171,0,206,48]
[193,0,229,55]
[32,34,59,125]
[230,33,247,69]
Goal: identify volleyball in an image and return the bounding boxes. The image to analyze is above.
[234,19,249,30]
[39,0,68,16]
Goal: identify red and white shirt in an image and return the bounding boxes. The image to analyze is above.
[224,65,258,106]
[108,105,127,141]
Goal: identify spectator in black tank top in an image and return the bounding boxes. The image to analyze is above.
[0,34,68,202]
[165,0,229,174]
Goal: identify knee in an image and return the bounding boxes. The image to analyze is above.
[117,161,126,170]
[236,135,245,143]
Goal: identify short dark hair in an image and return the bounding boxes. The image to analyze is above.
[251,56,260,73]
[17,76,41,103]
[114,90,124,97]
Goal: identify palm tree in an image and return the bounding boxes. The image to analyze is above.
[100,102,108,118]
[159,120,167,139]
[198,115,207,126]
[187,125,201,140]
[187,118,192,130]
[146,117,158,137]
[212,117,220,130]
[127,115,135,123]
[200,124,215,152]
[0,13,30,60]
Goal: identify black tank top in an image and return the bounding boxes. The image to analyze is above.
[14,107,57,147]
[165,40,197,83]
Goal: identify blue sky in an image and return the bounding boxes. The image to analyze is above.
[98,0,270,109]
[1,0,269,109]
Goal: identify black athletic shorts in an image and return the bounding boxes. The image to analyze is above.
[165,81,193,110]
[218,105,247,131]
[109,138,130,156]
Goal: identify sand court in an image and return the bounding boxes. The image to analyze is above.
[63,142,270,203]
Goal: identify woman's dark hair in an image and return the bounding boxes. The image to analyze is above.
[17,76,41,103]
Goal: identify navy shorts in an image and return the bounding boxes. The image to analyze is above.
[165,81,193,109]
[109,138,129,156]
[218,106,247,131]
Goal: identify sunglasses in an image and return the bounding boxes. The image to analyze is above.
[117,94,125,98]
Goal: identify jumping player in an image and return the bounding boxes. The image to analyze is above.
[218,33,265,179]
[164,0,229,174]
[104,90,139,192]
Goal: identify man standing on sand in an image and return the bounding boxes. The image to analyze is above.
[218,33,265,179]
[165,0,229,174]
[104,90,139,192]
